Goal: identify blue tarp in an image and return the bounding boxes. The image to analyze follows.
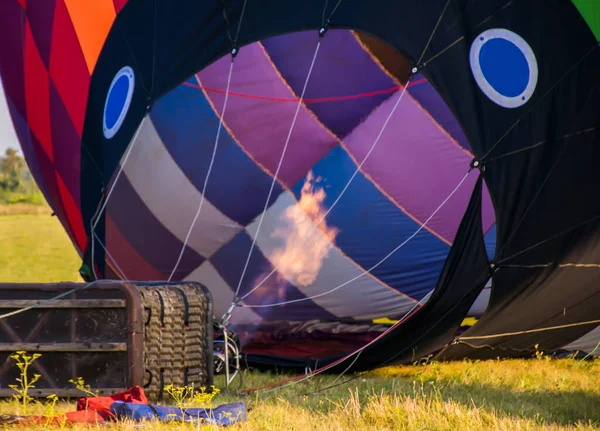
[110,401,247,426]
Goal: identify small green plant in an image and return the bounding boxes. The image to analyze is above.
[163,383,221,421]
[43,394,62,427]
[192,385,220,406]
[8,351,42,411]
[162,384,222,425]
[534,344,545,360]
[164,384,194,411]
[68,376,98,398]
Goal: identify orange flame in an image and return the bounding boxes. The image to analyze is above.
[271,172,339,287]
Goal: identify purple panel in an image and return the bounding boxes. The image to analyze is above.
[150,79,286,226]
[408,74,473,154]
[107,174,204,279]
[11,101,76,245]
[30,132,67,224]
[197,42,337,189]
[261,30,397,138]
[343,90,483,244]
[0,1,27,116]
[26,0,56,69]
[105,215,167,281]
[6,97,50,202]
[49,80,80,206]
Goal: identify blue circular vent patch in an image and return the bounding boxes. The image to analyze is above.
[103,66,135,139]
[470,29,538,109]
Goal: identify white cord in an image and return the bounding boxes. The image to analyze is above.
[90,122,144,279]
[259,289,433,394]
[0,279,131,321]
[92,124,143,232]
[168,59,236,281]
[230,40,323,301]
[242,170,472,308]
[94,231,129,280]
[239,77,415,303]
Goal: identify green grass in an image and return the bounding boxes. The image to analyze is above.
[0,190,47,206]
[0,212,598,430]
[0,358,598,430]
[0,211,82,282]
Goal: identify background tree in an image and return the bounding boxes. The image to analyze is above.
[0,148,44,205]
[0,148,26,192]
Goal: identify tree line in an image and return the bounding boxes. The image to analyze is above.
[0,147,43,204]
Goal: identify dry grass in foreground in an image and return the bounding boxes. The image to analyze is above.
[0,357,598,430]
[0,210,598,430]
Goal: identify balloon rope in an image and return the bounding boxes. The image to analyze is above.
[0,280,128,321]
[241,169,472,309]
[457,318,600,341]
[243,289,432,395]
[90,122,144,279]
[167,59,236,282]
[238,76,415,304]
[92,124,143,233]
[90,1,249,281]
[182,79,428,103]
[229,40,323,303]
[237,0,453,305]
[501,263,600,269]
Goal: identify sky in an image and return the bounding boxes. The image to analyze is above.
[0,77,21,155]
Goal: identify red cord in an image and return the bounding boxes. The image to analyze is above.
[241,303,423,394]
[183,78,428,104]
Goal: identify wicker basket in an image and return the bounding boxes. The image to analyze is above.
[139,282,213,401]
[0,281,213,401]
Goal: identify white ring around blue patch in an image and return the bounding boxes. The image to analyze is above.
[470,29,538,109]
[103,66,135,139]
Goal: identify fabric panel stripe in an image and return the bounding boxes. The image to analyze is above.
[184,261,263,325]
[105,215,165,281]
[291,146,452,301]
[343,90,488,244]
[49,79,80,206]
[49,0,90,137]
[24,22,53,161]
[123,117,243,258]
[63,0,116,73]
[246,191,419,320]
[26,0,56,69]
[196,41,338,188]
[407,75,473,154]
[260,30,396,139]
[107,173,204,279]
[149,78,285,226]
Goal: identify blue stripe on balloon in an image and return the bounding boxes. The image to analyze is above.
[149,78,284,226]
[209,230,338,322]
[484,224,497,262]
[291,146,451,301]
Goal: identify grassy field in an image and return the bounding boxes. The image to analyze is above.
[0,209,598,430]
[0,209,82,283]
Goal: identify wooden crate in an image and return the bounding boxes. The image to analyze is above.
[0,281,213,401]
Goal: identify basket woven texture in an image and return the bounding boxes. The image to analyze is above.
[139,283,210,401]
